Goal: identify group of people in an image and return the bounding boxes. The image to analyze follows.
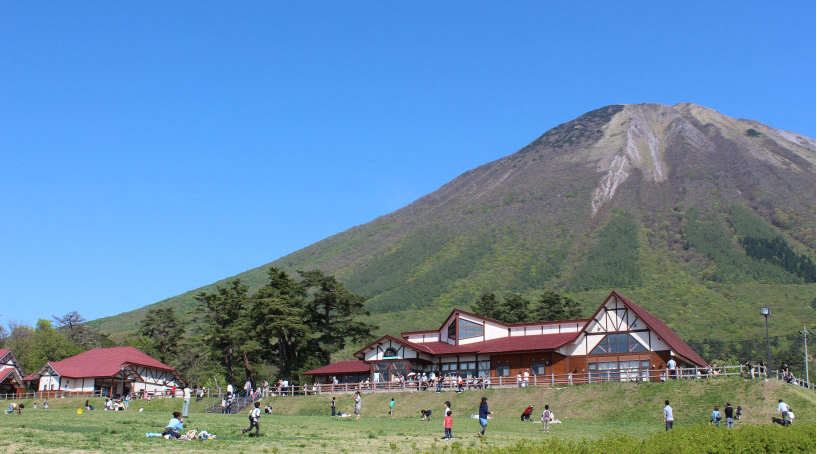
[103,396,129,411]
[519,404,558,432]
[708,403,740,428]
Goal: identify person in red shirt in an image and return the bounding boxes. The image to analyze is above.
[442,410,453,439]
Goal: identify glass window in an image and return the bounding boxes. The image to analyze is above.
[497,365,510,377]
[591,334,648,354]
[531,363,546,375]
[447,322,456,341]
[441,363,457,372]
[477,361,491,377]
[458,319,484,339]
[383,347,398,358]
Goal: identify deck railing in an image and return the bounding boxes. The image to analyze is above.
[5,364,811,404]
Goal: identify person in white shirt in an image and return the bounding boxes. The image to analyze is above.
[516,373,522,387]
[241,402,261,436]
[663,400,674,431]
[182,386,191,417]
[667,358,677,379]
[227,383,234,396]
[523,369,530,387]
[777,399,790,425]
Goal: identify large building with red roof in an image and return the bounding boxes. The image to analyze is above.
[305,291,706,384]
[24,346,185,398]
[0,349,25,397]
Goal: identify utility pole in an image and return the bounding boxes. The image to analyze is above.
[761,308,772,375]
[800,325,810,386]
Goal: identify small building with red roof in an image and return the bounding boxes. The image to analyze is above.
[24,346,185,398]
[0,349,25,397]
[304,291,706,384]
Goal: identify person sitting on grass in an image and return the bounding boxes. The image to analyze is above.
[521,405,534,422]
[162,411,184,439]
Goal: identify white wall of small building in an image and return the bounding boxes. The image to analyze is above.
[38,374,60,391]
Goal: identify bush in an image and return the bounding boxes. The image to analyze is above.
[427,423,816,453]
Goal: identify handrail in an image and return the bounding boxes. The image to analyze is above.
[8,364,811,404]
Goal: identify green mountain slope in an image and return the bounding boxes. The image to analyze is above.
[89,103,815,362]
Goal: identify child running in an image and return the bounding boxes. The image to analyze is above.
[241,402,261,437]
[442,410,453,439]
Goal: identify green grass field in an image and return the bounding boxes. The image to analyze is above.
[1,377,813,453]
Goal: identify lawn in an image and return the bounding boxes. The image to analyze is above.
[0,377,813,453]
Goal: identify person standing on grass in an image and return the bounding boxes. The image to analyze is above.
[182,386,191,417]
[354,391,361,420]
[542,405,552,433]
[241,401,261,437]
[724,402,734,428]
[389,398,395,416]
[477,397,491,438]
[442,410,453,439]
[663,400,674,431]
[777,399,789,425]
[331,396,336,416]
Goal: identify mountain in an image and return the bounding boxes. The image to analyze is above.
[89,103,815,349]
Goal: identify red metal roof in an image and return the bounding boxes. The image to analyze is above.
[0,368,21,385]
[38,346,177,379]
[599,291,707,367]
[303,360,371,375]
[0,349,10,359]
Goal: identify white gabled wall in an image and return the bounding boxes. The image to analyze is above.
[484,321,506,340]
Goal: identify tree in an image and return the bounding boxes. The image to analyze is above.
[472,292,502,320]
[300,269,376,365]
[196,279,260,384]
[139,307,186,364]
[502,293,531,324]
[533,290,582,321]
[249,267,310,378]
[11,320,83,374]
[53,311,109,349]
[52,311,84,337]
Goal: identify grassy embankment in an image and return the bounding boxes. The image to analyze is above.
[0,376,813,453]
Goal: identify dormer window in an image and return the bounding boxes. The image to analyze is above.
[383,347,398,359]
[590,333,648,354]
[458,319,484,339]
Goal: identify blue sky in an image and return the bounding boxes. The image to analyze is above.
[1,1,814,327]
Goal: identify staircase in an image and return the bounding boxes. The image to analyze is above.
[204,390,259,414]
